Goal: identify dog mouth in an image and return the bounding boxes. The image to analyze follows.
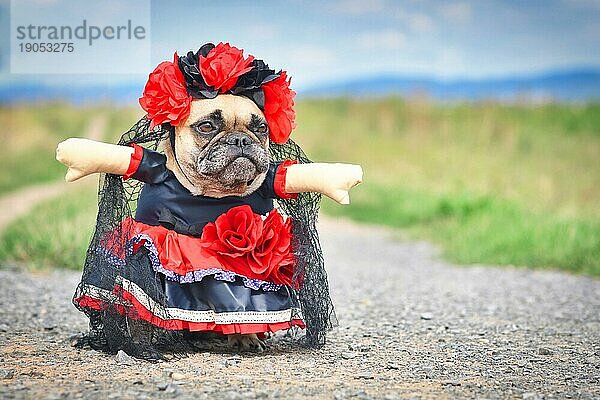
[224,156,259,185]
[197,145,268,187]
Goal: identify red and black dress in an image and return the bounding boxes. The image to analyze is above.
[75,144,305,335]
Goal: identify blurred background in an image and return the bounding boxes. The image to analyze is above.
[0,0,598,276]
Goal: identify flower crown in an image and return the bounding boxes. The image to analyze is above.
[139,42,296,144]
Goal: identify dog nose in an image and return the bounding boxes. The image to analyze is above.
[224,132,253,147]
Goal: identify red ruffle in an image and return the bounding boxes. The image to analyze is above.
[123,144,143,180]
[75,292,305,335]
[103,213,294,286]
[274,160,299,200]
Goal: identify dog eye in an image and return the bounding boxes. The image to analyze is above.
[255,123,268,134]
[194,121,215,134]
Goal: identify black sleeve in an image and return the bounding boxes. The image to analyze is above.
[131,148,169,184]
[256,161,282,199]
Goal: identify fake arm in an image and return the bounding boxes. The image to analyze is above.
[56,138,134,182]
[285,163,363,205]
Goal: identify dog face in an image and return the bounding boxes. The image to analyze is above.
[165,94,270,197]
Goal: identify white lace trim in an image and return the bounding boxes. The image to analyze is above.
[80,281,303,324]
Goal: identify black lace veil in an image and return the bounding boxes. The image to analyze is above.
[72,117,337,360]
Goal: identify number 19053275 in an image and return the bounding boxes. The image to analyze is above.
[19,42,74,52]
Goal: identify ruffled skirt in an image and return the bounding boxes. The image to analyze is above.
[74,219,305,335]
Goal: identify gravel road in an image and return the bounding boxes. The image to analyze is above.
[0,218,598,399]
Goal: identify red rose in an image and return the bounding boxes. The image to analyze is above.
[201,205,262,258]
[199,42,255,92]
[263,71,297,144]
[247,210,293,278]
[139,52,191,128]
[200,206,295,285]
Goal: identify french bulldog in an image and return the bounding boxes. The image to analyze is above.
[56,97,362,353]
[56,42,364,357]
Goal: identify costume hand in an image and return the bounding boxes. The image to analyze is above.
[285,163,363,204]
[56,138,134,182]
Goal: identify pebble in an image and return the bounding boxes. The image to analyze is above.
[0,369,15,379]
[420,313,433,320]
[165,385,179,394]
[356,372,374,380]
[441,380,462,386]
[341,351,358,359]
[522,392,543,400]
[170,372,186,380]
[538,347,553,355]
[224,356,242,367]
[115,350,134,365]
[422,366,434,378]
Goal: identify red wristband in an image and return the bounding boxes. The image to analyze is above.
[123,144,143,180]
[274,159,299,200]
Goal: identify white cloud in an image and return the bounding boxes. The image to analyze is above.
[356,29,405,50]
[438,2,472,23]
[335,0,385,14]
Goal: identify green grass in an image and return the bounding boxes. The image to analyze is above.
[0,186,97,270]
[0,99,598,276]
[294,98,600,217]
[0,103,142,195]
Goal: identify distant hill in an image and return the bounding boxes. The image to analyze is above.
[1,68,599,104]
[300,69,600,102]
[0,82,144,105]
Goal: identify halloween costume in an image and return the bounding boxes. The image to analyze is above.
[78,145,305,331]
[68,43,344,359]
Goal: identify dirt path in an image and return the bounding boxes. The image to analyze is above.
[0,115,107,232]
[0,182,68,231]
[0,218,598,399]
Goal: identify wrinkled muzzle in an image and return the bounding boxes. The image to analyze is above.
[198,131,269,187]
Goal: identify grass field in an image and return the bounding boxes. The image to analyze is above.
[0,186,97,269]
[296,98,599,275]
[0,103,140,195]
[0,99,598,275]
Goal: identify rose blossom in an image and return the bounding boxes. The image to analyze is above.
[201,205,262,258]
[199,42,255,92]
[262,71,297,144]
[247,209,293,278]
[200,206,295,285]
[139,53,191,128]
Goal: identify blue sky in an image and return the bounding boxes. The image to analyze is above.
[1,0,599,90]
